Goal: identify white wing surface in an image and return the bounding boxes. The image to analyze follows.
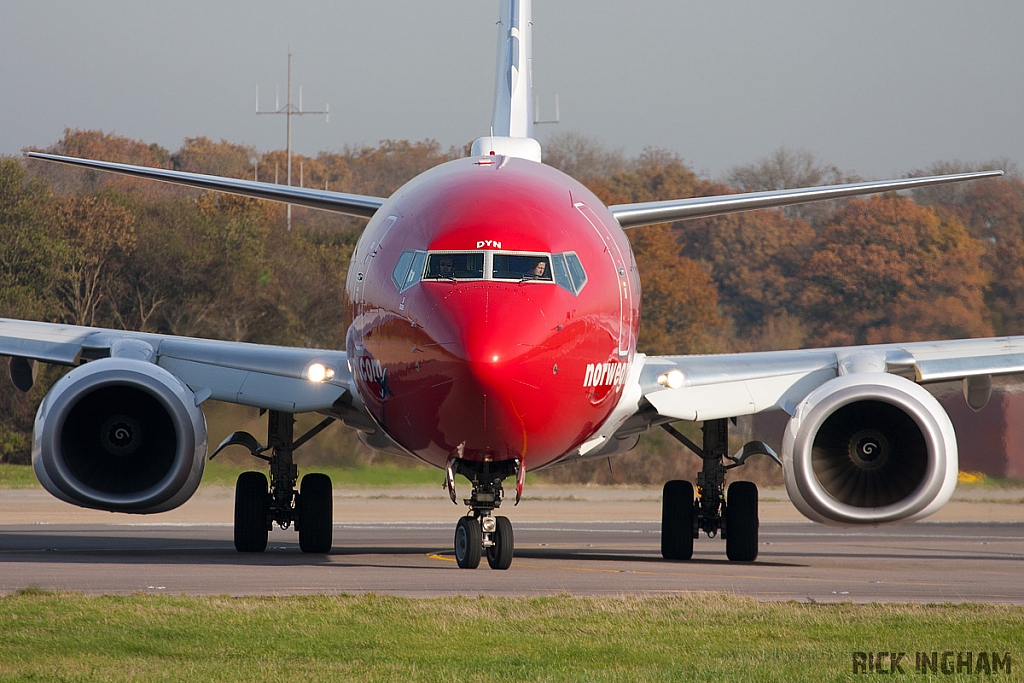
[637,336,1024,423]
[0,318,373,419]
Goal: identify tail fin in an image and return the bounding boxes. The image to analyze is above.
[472,0,542,162]
[491,0,532,138]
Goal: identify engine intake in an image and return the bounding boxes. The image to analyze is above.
[33,358,208,513]
[782,373,957,525]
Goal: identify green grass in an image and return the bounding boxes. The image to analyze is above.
[0,462,444,490]
[0,592,1019,682]
[0,463,40,489]
[200,459,442,488]
[957,472,1024,489]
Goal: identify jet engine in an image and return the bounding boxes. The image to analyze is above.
[782,372,958,525]
[32,358,208,513]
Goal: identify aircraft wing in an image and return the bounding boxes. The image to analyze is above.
[25,152,386,219]
[0,318,372,419]
[635,335,1024,423]
[608,170,1004,229]
[27,154,1001,229]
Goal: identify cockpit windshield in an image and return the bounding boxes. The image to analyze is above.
[492,254,552,281]
[424,252,485,280]
[394,250,587,295]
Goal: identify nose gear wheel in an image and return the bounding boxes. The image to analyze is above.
[448,459,517,570]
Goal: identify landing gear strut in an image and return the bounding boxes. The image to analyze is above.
[660,418,779,562]
[447,459,517,570]
[211,410,336,554]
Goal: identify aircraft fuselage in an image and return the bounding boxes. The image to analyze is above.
[345,156,641,470]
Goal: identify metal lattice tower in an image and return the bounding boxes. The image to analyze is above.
[256,48,328,230]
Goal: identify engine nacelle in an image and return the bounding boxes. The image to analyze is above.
[782,373,957,525]
[33,358,208,513]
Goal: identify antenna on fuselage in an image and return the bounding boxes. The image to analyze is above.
[533,93,559,125]
[256,47,329,231]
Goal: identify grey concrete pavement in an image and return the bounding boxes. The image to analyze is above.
[1,486,1022,602]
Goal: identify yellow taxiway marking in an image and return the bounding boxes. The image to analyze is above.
[427,553,456,563]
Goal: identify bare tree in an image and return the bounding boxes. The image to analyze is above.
[726,147,858,229]
[542,131,628,182]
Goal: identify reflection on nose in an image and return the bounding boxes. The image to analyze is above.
[425,284,558,460]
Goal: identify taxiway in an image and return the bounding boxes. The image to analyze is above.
[1,487,1021,602]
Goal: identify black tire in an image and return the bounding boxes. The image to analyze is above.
[298,473,334,554]
[234,471,269,553]
[454,516,482,569]
[661,480,695,560]
[725,481,759,562]
[486,515,514,570]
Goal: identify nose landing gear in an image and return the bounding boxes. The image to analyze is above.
[447,459,518,569]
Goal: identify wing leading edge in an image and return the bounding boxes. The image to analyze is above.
[609,170,1004,229]
[25,152,386,220]
[0,318,360,415]
[635,335,1024,424]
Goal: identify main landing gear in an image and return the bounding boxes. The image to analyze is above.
[210,410,337,554]
[660,418,780,562]
[446,458,519,570]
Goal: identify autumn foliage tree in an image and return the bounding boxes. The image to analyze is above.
[0,157,63,321]
[798,195,991,346]
[173,137,257,179]
[915,175,1024,336]
[628,225,723,354]
[676,188,816,350]
[55,194,136,326]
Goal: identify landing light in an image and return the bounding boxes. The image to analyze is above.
[658,369,685,390]
[306,363,335,383]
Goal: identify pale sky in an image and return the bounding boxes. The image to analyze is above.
[3,1,1021,181]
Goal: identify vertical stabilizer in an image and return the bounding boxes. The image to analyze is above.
[492,0,532,138]
[472,0,542,162]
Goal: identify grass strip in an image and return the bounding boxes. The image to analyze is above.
[1,462,535,490]
[0,462,443,490]
[0,463,39,489]
[0,592,1019,682]
[200,460,442,488]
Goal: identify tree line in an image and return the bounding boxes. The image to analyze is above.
[0,128,1020,482]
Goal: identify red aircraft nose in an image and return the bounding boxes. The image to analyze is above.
[422,283,566,464]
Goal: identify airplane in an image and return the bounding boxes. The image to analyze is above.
[13,0,1009,570]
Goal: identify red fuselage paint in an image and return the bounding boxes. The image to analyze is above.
[345,156,640,471]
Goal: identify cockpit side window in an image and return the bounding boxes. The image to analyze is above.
[392,251,414,290]
[550,253,572,292]
[392,249,427,292]
[492,254,553,281]
[425,252,485,280]
[547,252,587,295]
[563,252,588,294]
